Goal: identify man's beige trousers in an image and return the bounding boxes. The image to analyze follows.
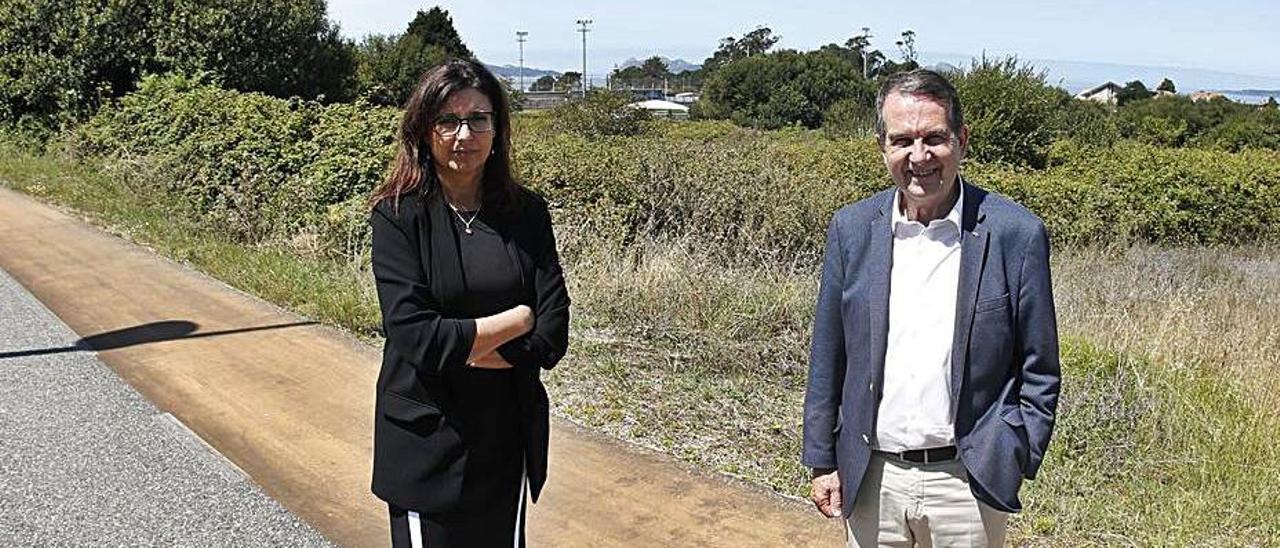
[845,453,1008,547]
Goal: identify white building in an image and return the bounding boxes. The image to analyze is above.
[1075,82,1123,105]
[628,99,691,119]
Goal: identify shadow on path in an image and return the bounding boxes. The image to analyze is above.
[0,320,317,360]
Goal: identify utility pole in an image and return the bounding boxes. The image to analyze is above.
[859,26,873,80]
[576,19,592,96]
[516,31,528,91]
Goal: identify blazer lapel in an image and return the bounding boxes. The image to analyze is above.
[868,191,895,392]
[424,190,467,309]
[950,182,989,417]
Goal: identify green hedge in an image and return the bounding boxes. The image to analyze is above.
[73,73,397,249]
[71,74,1280,260]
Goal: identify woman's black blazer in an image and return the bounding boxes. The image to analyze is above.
[368,186,570,513]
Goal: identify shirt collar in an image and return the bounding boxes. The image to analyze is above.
[891,177,964,232]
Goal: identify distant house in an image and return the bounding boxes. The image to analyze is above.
[1152,89,1177,99]
[627,88,666,101]
[628,99,690,119]
[1075,82,1122,105]
[1190,91,1227,103]
[670,92,700,105]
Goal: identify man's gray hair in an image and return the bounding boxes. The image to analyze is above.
[874,69,964,143]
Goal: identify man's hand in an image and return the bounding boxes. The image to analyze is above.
[810,468,843,518]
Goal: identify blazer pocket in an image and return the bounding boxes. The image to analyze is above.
[975,292,1010,314]
[999,404,1025,428]
[382,390,443,423]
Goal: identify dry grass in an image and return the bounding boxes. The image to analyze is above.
[1054,245,1280,408]
[552,237,1280,546]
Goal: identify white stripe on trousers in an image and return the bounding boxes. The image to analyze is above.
[404,461,528,548]
[514,461,527,548]
[407,510,423,548]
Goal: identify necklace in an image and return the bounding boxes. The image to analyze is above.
[447,201,482,235]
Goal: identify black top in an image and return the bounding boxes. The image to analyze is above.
[369,186,571,513]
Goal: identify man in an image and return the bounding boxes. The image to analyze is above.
[802,69,1060,546]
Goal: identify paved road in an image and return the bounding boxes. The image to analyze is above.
[0,187,837,546]
[0,267,332,546]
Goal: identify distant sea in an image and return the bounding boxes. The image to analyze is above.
[922,52,1280,105]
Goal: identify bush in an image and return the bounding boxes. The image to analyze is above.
[550,90,653,138]
[73,73,396,246]
[822,98,875,138]
[1115,96,1280,152]
[69,79,1280,262]
[951,56,1072,168]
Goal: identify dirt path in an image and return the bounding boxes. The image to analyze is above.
[0,188,835,547]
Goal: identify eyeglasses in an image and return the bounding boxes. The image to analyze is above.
[433,112,495,136]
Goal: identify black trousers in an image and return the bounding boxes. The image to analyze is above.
[388,463,527,548]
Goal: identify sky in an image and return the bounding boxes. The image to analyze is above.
[327,0,1280,90]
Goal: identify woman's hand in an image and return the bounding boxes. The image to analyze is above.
[468,304,535,362]
[512,304,534,334]
[469,351,515,370]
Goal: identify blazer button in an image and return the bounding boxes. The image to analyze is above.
[868,382,875,393]
[861,433,870,444]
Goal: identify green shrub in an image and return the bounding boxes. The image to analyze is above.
[951,56,1071,168]
[550,90,653,138]
[822,98,875,138]
[1115,96,1280,152]
[68,79,1280,263]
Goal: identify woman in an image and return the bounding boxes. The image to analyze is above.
[368,58,570,547]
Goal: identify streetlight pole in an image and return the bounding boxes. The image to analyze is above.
[516,31,528,91]
[576,19,592,97]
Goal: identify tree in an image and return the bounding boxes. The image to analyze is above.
[356,7,473,106]
[699,48,864,129]
[555,72,582,93]
[531,75,556,92]
[641,57,672,80]
[701,26,780,73]
[895,30,918,64]
[843,32,888,78]
[403,7,472,59]
[0,0,359,132]
[1265,97,1278,110]
[1157,78,1176,93]
[610,65,646,87]
[1117,80,1153,105]
[156,0,357,101]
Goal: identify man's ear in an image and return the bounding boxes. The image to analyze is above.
[957,125,970,159]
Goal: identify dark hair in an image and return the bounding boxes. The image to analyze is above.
[370,58,518,210]
[874,69,965,144]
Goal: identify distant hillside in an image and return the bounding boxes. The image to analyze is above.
[618,56,701,74]
[1222,89,1280,98]
[484,63,560,82]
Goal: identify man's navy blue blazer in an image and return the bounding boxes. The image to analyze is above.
[802,180,1061,516]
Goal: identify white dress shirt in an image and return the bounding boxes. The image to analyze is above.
[873,185,964,453]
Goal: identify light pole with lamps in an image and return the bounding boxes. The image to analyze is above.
[516,31,528,91]
[576,19,592,96]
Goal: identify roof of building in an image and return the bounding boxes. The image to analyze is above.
[629,99,690,111]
